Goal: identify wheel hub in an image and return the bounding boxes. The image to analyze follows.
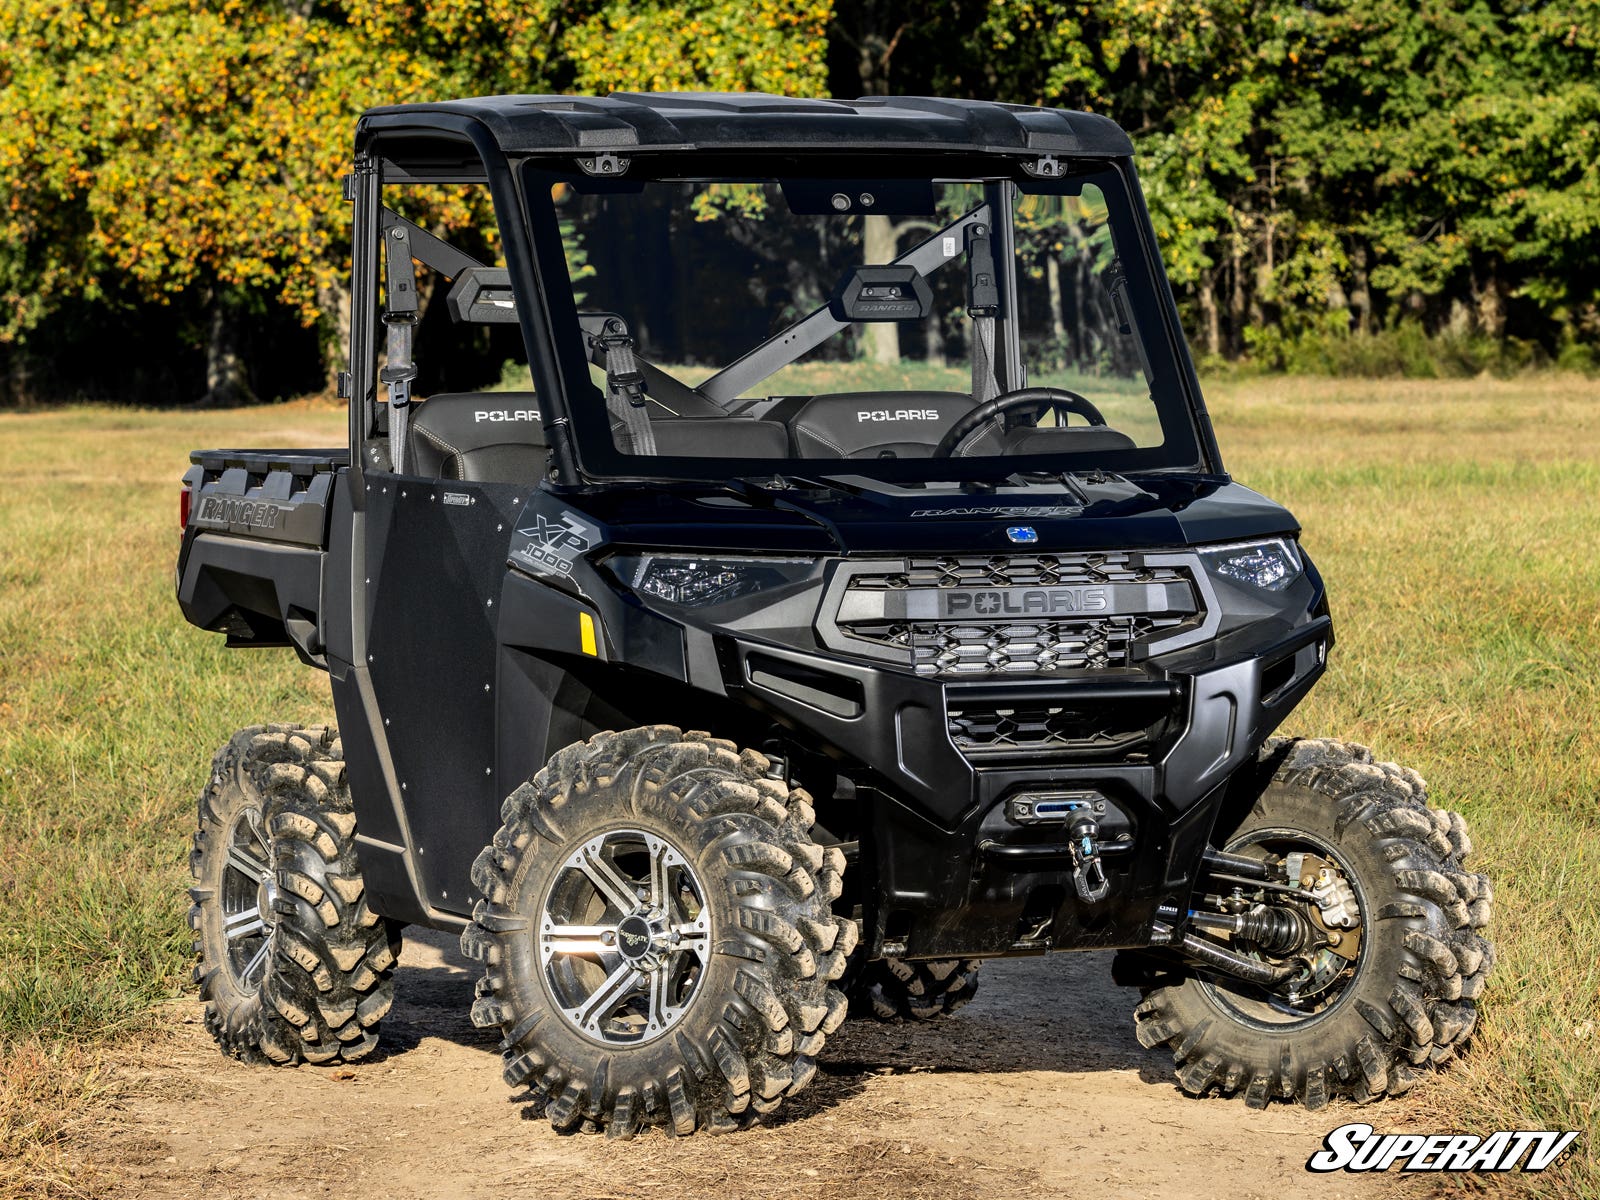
[255,874,281,932]
[1199,830,1368,1024]
[538,829,711,1046]
[615,912,664,968]
[221,806,274,991]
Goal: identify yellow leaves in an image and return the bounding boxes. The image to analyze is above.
[0,0,834,336]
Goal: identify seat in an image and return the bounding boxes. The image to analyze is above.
[409,392,548,482]
[612,415,792,458]
[788,391,1002,459]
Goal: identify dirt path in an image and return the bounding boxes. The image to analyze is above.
[88,930,1393,1200]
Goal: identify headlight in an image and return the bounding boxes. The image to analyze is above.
[607,554,816,607]
[1200,538,1302,592]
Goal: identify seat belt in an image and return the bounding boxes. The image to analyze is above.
[966,222,1001,406]
[381,227,419,473]
[596,318,656,456]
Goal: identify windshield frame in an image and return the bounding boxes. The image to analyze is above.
[513,152,1216,486]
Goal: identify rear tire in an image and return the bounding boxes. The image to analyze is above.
[462,726,858,1137]
[189,725,402,1065]
[848,958,981,1021]
[1133,738,1493,1108]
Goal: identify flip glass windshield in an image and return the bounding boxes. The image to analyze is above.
[521,161,1203,481]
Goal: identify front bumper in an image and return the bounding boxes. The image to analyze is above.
[722,613,1331,958]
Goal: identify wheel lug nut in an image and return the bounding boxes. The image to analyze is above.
[601,931,616,946]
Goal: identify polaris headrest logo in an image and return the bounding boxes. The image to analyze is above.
[474,409,540,423]
[856,409,940,422]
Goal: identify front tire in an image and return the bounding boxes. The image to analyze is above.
[188,725,402,1065]
[1134,738,1493,1108]
[462,727,858,1137]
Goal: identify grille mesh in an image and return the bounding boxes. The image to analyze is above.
[946,702,1157,757]
[833,554,1195,678]
[850,553,1185,591]
[845,616,1181,676]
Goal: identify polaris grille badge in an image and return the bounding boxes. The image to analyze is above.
[1006,525,1039,544]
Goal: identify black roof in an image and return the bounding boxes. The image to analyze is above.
[358,92,1134,160]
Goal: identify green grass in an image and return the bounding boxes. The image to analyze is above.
[2,377,1598,1195]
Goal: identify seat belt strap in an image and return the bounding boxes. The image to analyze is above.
[382,227,419,474]
[597,319,656,456]
[966,222,1001,406]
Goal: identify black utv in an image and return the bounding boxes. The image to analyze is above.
[178,92,1493,1136]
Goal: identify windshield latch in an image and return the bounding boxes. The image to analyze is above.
[1021,154,1063,179]
[579,152,630,177]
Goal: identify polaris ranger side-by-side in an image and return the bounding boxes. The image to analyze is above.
[178,93,1493,1136]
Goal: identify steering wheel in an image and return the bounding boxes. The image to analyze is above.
[932,387,1109,459]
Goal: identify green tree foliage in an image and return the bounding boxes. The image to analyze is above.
[0,0,831,400]
[1,0,1595,400]
[964,0,1600,368]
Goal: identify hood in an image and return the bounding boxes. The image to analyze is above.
[561,474,1299,557]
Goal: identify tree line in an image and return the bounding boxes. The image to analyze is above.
[1,0,1595,406]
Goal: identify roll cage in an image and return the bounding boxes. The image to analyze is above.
[343,94,1222,502]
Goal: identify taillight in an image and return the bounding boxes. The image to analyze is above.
[180,487,191,531]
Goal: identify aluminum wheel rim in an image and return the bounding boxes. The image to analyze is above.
[221,805,275,992]
[539,828,711,1046]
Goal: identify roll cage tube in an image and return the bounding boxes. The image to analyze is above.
[696,201,997,406]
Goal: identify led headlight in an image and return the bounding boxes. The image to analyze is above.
[1200,537,1303,592]
[608,554,816,607]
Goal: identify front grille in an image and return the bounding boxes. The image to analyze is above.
[827,553,1200,678]
[844,615,1181,676]
[849,553,1185,591]
[946,700,1157,757]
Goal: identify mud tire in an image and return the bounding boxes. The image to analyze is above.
[1134,737,1493,1109]
[848,958,981,1021]
[462,726,858,1137]
[189,724,402,1065]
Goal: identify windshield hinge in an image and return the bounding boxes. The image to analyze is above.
[1021,154,1063,179]
[341,172,356,202]
[578,152,630,178]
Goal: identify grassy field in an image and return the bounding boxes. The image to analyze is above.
[2,377,1598,1196]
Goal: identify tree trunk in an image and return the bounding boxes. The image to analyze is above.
[1045,255,1067,368]
[1474,265,1506,339]
[923,312,945,367]
[202,289,254,407]
[3,347,29,406]
[1227,238,1246,357]
[862,215,900,365]
[1198,268,1220,358]
[316,279,351,396]
[1350,243,1373,336]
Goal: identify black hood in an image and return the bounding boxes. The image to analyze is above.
[561,474,1300,557]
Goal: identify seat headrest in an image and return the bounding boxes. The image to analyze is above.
[410,392,548,481]
[788,390,998,458]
